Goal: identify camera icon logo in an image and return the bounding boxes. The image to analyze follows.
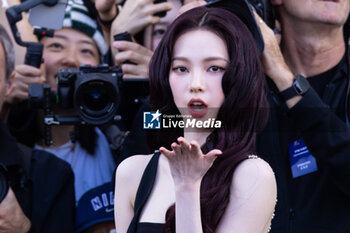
[143,110,162,129]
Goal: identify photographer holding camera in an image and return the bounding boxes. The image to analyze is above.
[105,0,184,159]
[253,0,350,232]
[0,26,30,232]
[0,24,75,233]
[110,0,179,78]
[4,0,120,231]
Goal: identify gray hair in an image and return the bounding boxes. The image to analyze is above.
[0,24,15,82]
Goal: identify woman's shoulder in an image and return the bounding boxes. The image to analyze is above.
[217,157,277,232]
[116,154,155,179]
[231,156,276,198]
[115,154,156,202]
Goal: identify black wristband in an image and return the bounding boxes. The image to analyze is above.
[278,74,310,101]
[113,31,132,42]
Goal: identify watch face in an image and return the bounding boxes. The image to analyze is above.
[294,80,303,94]
[278,75,310,101]
[293,75,309,95]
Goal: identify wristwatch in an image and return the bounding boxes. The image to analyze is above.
[278,74,310,101]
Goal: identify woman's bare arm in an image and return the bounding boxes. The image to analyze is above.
[217,158,277,233]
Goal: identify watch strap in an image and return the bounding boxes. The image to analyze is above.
[278,75,310,101]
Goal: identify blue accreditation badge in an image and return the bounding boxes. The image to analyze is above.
[289,139,318,178]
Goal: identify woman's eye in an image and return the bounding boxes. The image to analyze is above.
[208,66,225,72]
[81,49,94,55]
[153,29,166,36]
[48,43,63,50]
[172,66,188,73]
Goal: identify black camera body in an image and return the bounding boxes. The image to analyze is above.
[206,0,275,27]
[57,64,123,125]
[29,64,123,126]
[247,0,275,28]
[206,0,275,55]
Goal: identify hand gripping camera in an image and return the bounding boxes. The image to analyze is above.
[29,65,123,145]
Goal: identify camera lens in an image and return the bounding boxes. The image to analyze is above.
[83,83,109,112]
[75,76,119,125]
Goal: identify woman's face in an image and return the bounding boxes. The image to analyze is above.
[41,28,100,90]
[169,29,228,119]
[144,0,182,51]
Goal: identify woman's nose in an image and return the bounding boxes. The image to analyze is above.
[189,70,205,93]
[61,48,80,68]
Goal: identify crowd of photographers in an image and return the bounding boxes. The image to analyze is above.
[0,0,184,232]
[0,0,350,232]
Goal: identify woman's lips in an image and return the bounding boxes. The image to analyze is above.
[187,98,208,118]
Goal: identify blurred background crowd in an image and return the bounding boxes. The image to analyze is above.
[0,0,350,232]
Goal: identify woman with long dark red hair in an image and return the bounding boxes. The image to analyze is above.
[114,6,276,233]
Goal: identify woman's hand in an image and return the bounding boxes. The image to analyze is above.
[254,13,301,107]
[160,137,222,186]
[113,41,153,78]
[5,64,46,104]
[254,12,294,86]
[110,0,172,36]
[0,188,31,233]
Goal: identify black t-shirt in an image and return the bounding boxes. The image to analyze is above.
[259,53,350,233]
[307,56,346,97]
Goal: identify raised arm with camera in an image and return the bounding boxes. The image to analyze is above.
[112,38,153,78]
[109,0,171,78]
[111,0,182,78]
[5,0,118,218]
[256,1,350,193]
[110,0,172,37]
[252,0,350,232]
[0,23,76,233]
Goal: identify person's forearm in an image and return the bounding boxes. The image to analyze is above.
[270,68,302,108]
[175,181,203,233]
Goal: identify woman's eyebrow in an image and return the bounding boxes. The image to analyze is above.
[171,56,229,62]
[78,40,95,46]
[203,57,229,63]
[171,57,188,62]
[51,35,94,46]
[52,34,68,40]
